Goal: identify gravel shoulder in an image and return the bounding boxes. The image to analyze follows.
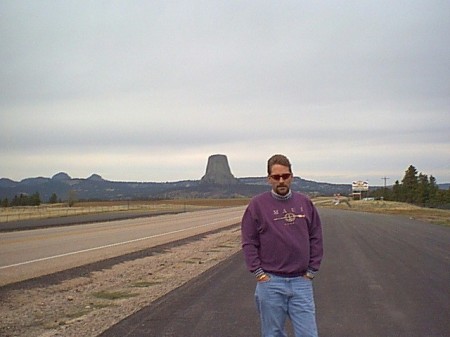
[0,226,242,337]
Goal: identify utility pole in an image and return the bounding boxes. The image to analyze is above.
[381,176,390,200]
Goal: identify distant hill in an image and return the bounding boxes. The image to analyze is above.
[0,173,353,202]
[2,154,446,202]
[438,183,450,190]
[1,174,447,203]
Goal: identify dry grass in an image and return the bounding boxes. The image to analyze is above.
[314,197,450,226]
[75,198,250,207]
[2,197,447,226]
[0,198,251,223]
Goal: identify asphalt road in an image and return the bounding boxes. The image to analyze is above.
[0,207,245,286]
[100,208,450,337]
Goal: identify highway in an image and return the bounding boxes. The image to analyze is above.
[0,206,245,286]
[100,208,450,337]
[1,206,449,336]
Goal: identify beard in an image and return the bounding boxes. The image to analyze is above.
[275,185,289,196]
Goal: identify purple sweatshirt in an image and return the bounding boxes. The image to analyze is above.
[241,190,323,277]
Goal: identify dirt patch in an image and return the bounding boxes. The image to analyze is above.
[0,227,242,337]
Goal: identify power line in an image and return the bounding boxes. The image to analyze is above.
[381,176,390,188]
[381,176,390,200]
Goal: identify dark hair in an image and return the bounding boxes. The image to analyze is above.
[267,154,292,175]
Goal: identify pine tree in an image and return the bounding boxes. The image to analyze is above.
[416,173,429,206]
[428,176,439,207]
[68,190,77,207]
[30,192,41,206]
[402,165,418,204]
[392,180,402,201]
[49,193,58,204]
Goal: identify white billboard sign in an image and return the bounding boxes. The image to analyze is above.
[352,180,369,192]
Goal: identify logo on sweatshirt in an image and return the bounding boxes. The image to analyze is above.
[273,208,305,225]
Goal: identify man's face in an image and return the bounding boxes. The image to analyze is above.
[268,164,293,196]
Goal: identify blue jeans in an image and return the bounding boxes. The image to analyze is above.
[255,273,318,337]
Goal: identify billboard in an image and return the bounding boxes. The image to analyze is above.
[352,180,369,192]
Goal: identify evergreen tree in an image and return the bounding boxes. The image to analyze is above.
[392,180,402,201]
[388,165,448,209]
[68,190,77,207]
[416,173,429,206]
[30,192,41,206]
[9,193,41,206]
[401,165,418,203]
[11,194,25,206]
[48,193,58,204]
[436,188,450,209]
[428,176,439,207]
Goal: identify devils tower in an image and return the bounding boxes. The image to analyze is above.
[200,154,239,185]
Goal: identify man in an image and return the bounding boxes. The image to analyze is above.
[241,154,323,337]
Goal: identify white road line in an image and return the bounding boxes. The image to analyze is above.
[0,217,241,270]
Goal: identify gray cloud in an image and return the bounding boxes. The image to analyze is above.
[1,1,449,184]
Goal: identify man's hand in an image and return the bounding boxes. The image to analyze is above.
[257,273,270,282]
[303,271,315,280]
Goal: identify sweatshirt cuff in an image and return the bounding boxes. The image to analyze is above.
[253,268,265,279]
[307,268,317,275]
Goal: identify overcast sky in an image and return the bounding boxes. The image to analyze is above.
[1,1,449,186]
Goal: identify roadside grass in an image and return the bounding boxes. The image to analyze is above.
[131,280,163,288]
[183,259,203,264]
[0,198,250,223]
[150,198,250,207]
[2,197,446,226]
[43,303,112,329]
[92,290,138,301]
[217,244,236,248]
[315,197,450,226]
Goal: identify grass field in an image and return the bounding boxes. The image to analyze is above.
[0,199,251,223]
[1,197,448,226]
[315,197,450,226]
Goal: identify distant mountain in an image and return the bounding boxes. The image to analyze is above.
[0,173,184,202]
[87,174,104,181]
[0,178,16,188]
[0,173,353,202]
[239,177,352,196]
[201,154,239,185]
[438,183,450,190]
[5,154,445,202]
[52,172,71,181]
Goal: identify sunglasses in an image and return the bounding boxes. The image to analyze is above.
[269,173,292,181]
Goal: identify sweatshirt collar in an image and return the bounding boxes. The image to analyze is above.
[271,189,292,201]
